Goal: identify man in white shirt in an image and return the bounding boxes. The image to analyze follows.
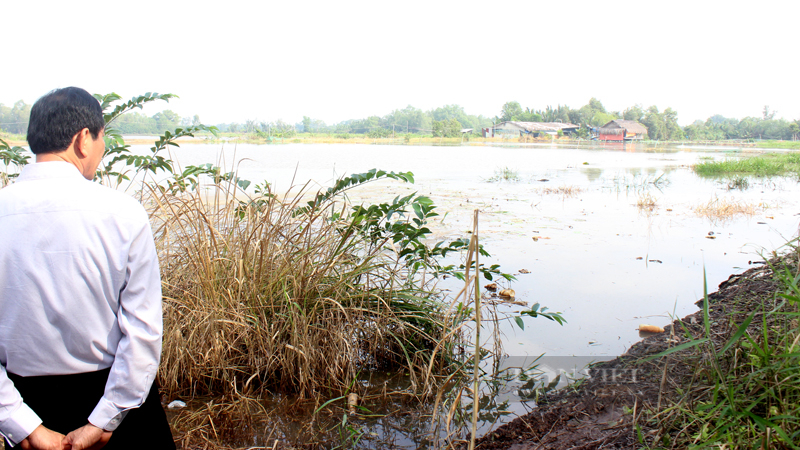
[0,87,173,449]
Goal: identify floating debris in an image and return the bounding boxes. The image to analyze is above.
[648,259,662,264]
[498,289,516,298]
[638,324,665,333]
[485,283,498,290]
[519,269,530,274]
[636,257,643,260]
[167,400,187,409]
[706,236,716,239]
[489,297,528,307]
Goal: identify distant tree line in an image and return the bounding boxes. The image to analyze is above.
[0,101,31,134]
[0,100,188,136]
[295,104,494,138]
[496,99,800,141]
[3,97,799,142]
[683,106,800,141]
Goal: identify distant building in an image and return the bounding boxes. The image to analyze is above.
[598,120,648,141]
[487,121,579,138]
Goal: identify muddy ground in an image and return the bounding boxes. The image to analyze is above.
[469,252,797,450]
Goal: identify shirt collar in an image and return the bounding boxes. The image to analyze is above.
[17,161,86,182]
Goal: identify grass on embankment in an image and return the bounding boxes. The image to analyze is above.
[693,152,800,179]
[639,241,800,448]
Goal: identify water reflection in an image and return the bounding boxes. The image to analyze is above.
[582,167,603,182]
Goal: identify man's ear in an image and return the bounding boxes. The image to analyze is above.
[73,128,92,158]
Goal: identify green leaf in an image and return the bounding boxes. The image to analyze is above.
[514,316,524,330]
[639,338,710,363]
[719,311,755,355]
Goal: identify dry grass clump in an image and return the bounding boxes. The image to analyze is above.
[170,396,271,449]
[538,185,582,197]
[150,179,467,401]
[693,197,764,222]
[636,192,657,210]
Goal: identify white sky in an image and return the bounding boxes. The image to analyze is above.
[3,0,797,126]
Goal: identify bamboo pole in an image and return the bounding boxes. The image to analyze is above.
[469,209,480,450]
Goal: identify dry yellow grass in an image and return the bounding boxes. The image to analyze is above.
[149,178,468,401]
[538,185,582,197]
[636,192,657,210]
[692,197,765,222]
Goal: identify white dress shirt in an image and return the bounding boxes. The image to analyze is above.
[0,161,162,445]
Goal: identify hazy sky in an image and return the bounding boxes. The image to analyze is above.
[3,0,797,126]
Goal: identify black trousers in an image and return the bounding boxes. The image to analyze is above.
[6,368,175,449]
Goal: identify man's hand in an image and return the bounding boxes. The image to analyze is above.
[61,424,112,450]
[18,425,65,450]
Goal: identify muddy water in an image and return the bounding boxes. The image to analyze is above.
[133,141,800,446]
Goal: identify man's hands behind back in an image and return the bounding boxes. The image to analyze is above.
[18,423,112,450]
[19,425,64,450]
[62,424,112,450]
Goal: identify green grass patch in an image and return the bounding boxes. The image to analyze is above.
[486,167,521,182]
[754,140,800,149]
[693,152,800,178]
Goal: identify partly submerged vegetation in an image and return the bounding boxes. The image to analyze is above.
[636,192,658,210]
[692,197,765,223]
[485,167,521,183]
[693,153,800,179]
[538,185,582,197]
[153,170,483,399]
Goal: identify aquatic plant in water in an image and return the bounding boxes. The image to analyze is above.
[486,167,521,183]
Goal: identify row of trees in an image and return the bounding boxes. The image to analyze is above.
[111,110,186,134]
[296,104,494,136]
[0,101,32,134]
[0,100,190,136]
[683,107,800,140]
[3,97,798,141]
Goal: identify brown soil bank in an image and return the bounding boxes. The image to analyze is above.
[470,246,800,450]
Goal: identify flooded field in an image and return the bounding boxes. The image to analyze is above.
[133,141,800,447]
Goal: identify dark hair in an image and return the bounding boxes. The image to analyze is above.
[26,87,104,154]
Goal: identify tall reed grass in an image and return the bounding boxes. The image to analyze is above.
[150,174,472,400]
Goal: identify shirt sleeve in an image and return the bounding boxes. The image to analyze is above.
[88,214,163,431]
[0,364,42,445]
